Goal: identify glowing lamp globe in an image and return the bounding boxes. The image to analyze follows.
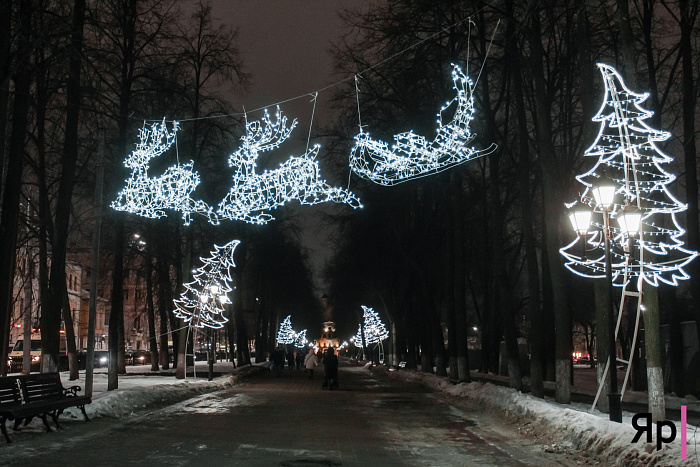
[568,208,592,236]
[591,177,616,209]
[616,205,642,237]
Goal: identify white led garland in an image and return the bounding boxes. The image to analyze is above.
[112,119,215,225]
[294,329,308,348]
[277,315,295,345]
[349,64,496,186]
[173,239,239,328]
[354,306,389,346]
[217,107,362,224]
[560,63,696,286]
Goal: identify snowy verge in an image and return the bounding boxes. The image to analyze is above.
[60,363,267,420]
[62,376,235,420]
[376,366,694,467]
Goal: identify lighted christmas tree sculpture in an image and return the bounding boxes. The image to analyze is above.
[560,63,696,286]
[277,315,295,345]
[217,107,362,224]
[112,119,215,225]
[174,239,239,328]
[294,329,308,348]
[349,64,496,186]
[361,306,389,343]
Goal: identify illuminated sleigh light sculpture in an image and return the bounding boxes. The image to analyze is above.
[112,119,215,225]
[217,107,362,225]
[350,64,496,186]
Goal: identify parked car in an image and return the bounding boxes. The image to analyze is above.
[93,350,110,368]
[130,350,151,365]
[194,349,208,361]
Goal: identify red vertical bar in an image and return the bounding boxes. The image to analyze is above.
[682,405,687,460]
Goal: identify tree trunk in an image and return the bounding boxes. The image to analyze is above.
[452,172,470,381]
[0,0,11,199]
[594,280,610,413]
[146,252,158,371]
[234,295,250,368]
[529,4,571,403]
[157,255,170,370]
[446,172,458,380]
[50,0,86,381]
[507,0,543,396]
[108,218,124,390]
[62,285,79,380]
[643,285,664,421]
[664,287,684,394]
[0,0,31,376]
[680,0,700,326]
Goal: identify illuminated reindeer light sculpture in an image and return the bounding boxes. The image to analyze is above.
[217,107,362,224]
[112,119,214,225]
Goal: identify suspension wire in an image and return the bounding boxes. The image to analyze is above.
[175,125,180,165]
[466,18,473,78]
[355,75,363,133]
[306,92,318,154]
[131,6,495,123]
[473,18,500,89]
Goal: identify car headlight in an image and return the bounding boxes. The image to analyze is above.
[99,357,107,363]
[138,356,144,361]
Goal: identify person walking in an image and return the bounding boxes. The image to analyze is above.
[271,346,285,377]
[287,349,295,370]
[304,349,318,380]
[323,348,339,390]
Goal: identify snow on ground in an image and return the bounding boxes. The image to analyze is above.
[53,362,257,420]
[377,366,697,467]
[18,359,699,465]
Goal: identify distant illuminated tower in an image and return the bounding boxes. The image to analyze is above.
[316,294,339,349]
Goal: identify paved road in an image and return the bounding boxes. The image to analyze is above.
[0,361,574,466]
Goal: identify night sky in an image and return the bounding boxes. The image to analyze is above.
[213,0,365,126]
[211,1,366,299]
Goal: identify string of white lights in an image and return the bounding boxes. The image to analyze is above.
[349,64,496,186]
[294,329,308,348]
[277,315,295,345]
[216,107,362,224]
[111,119,216,225]
[560,63,697,287]
[354,306,389,347]
[174,239,239,329]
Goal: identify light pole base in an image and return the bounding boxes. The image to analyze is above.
[608,392,623,423]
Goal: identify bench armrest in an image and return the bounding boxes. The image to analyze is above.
[64,385,83,397]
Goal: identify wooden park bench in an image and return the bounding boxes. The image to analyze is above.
[0,372,91,443]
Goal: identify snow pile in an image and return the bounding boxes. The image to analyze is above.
[62,374,234,420]
[380,367,695,467]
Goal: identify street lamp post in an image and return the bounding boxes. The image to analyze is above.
[569,177,622,422]
[196,283,226,382]
[599,199,622,423]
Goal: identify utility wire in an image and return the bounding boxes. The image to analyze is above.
[133,5,497,123]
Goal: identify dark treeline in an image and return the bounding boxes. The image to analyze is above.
[322,0,699,418]
[0,0,319,388]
